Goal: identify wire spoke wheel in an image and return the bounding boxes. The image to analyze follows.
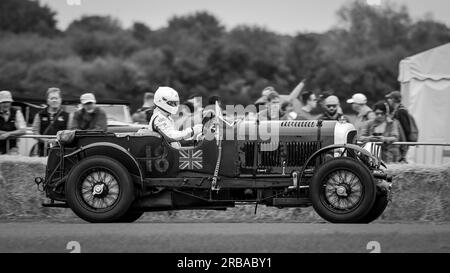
[80,168,120,210]
[66,156,134,223]
[310,157,376,223]
[322,170,363,213]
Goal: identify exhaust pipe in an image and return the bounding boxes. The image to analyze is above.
[373,172,392,182]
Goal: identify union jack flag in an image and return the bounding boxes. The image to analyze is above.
[179,150,203,170]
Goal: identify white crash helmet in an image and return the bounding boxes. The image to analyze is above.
[154,86,180,115]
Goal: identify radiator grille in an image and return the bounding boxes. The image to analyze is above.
[242,141,320,167]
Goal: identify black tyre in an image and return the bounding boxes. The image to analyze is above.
[309,157,376,223]
[115,210,144,223]
[66,156,135,223]
[359,192,389,223]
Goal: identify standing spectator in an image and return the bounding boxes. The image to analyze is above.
[132,92,155,124]
[318,91,344,117]
[254,86,273,115]
[257,89,281,120]
[360,102,400,163]
[255,81,305,116]
[297,91,318,120]
[0,90,26,154]
[318,95,347,121]
[32,87,69,156]
[280,101,297,120]
[386,91,413,163]
[70,93,107,131]
[346,93,376,136]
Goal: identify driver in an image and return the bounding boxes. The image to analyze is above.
[145,87,203,148]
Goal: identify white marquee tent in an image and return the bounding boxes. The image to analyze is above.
[398,43,450,164]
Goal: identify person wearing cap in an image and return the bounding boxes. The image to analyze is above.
[257,88,282,120]
[386,90,412,163]
[346,93,376,137]
[70,93,107,131]
[0,90,26,154]
[318,95,347,121]
[255,86,276,113]
[31,88,70,156]
[132,92,155,124]
[297,91,318,120]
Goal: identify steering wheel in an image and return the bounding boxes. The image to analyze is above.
[197,102,222,144]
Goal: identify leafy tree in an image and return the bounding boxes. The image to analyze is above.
[0,0,58,36]
[67,16,122,34]
[67,16,141,60]
[336,0,411,56]
[407,20,450,53]
[132,22,152,42]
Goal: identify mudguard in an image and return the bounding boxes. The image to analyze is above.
[64,142,144,188]
[299,143,385,182]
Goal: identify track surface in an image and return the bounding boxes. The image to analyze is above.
[0,222,449,253]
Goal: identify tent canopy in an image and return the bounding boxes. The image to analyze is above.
[399,43,450,83]
[399,43,450,164]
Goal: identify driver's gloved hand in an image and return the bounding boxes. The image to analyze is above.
[192,124,203,137]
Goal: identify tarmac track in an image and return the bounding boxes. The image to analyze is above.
[0,222,449,253]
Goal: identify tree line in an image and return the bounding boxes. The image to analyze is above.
[0,0,449,111]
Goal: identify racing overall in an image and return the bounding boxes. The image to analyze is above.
[149,107,195,148]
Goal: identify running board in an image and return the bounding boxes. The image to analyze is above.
[272,198,311,207]
[42,202,69,208]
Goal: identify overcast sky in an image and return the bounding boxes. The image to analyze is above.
[40,0,450,35]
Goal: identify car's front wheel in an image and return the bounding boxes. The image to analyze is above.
[66,156,134,223]
[309,157,376,223]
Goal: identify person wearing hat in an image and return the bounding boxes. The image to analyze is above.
[386,90,412,163]
[257,88,282,121]
[31,88,70,156]
[69,93,107,131]
[347,93,375,137]
[0,90,26,154]
[318,95,347,121]
[132,92,155,124]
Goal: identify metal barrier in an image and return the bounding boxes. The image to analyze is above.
[362,142,450,165]
[3,135,56,157]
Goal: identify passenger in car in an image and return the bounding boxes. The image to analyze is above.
[139,87,203,148]
[0,90,26,154]
[132,92,155,124]
[32,87,69,156]
[69,93,107,131]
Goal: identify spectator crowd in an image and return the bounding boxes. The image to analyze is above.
[0,84,417,164]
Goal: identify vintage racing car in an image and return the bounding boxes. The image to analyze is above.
[35,104,392,223]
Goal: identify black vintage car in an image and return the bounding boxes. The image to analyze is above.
[36,105,392,223]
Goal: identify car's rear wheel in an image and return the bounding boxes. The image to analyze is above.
[66,156,134,223]
[358,192,389,223]
[309,157,376,223]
